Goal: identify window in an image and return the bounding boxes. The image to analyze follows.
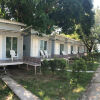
[6,37,17,58]
[78,47,80,53]
[60,44,64,55]
[40,40,47,50]
[71,46,73,54]
[44,41,47,50]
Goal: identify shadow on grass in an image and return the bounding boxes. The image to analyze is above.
[0,79,19,100]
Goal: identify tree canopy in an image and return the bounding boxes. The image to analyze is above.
[0,0,94,35]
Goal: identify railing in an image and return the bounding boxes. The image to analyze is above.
[0,59,23,63]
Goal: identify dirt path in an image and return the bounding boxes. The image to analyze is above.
[81,67,100,100]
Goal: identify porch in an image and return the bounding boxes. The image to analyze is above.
[0,53,86,74]
[41,53,85,60]
[0,59,23,66]
[0,57,41,75]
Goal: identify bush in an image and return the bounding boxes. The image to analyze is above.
[82,52,100,62]
[42,58,67,73]
[41,60,50,74]
[48,60,56,73]
[71,58,87,86]
[71,58,87,72]
[54,58,67,71]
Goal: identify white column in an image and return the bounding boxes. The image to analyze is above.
[0,35,2,59]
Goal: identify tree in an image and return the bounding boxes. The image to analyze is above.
[79,7,100,53]
[0,0,94,35]
[0,0,56,34]
[95,7,100,25]
[76,0,95,53]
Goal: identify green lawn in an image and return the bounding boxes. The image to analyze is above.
[5,59,100,100]
[13,70,94,100]
[0,79,19,100]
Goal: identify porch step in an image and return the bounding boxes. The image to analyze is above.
[2,76,40,100]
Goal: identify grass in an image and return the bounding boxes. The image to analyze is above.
[6,57,100,100]
[0,79,19,100]
[13,70,94,100]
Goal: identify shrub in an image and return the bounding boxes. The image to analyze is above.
[42,58,67,73]
[71,58,87,72]
[41,60,50,74]
[48,60,56,73]
[50,58,67,72]
[71,58,87,86]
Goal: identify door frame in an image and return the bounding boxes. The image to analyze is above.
[6,36,18,59]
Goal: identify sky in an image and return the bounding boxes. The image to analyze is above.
[93,0,100,8]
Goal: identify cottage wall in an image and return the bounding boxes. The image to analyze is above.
[23,35,31,56]
[0,35,2,59]
[0,22,24,60]
[30,35,52,57]
[0,33,23,60]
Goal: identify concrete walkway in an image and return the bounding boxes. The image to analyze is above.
[81,67,100,100]
[2,76,40,100]
[67,70,95,73]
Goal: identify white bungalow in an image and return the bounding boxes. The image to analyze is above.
[49,34,86,56]
[0,19,26,60]
[23,29,52,58]
[23,28,86,58]
[66,38,86,54]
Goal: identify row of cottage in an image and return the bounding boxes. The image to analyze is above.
[0,19,86,60]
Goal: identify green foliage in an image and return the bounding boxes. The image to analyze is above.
[49,60,56,73]
[54,58,67,71]
[70,58,87,87]
[95,8,100,25]
[71,58,87,72]
[49,58,67,72]
[42,58,67,73]
[0,80,18,100]
[41,60,50,74]
[60,33,80,40]
[0,0,94,35]
[15,67,94,100]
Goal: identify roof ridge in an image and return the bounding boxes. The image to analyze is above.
[0,18,26,26]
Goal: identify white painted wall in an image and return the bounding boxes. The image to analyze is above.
[67,44,71,54]
[0,23,21,32]
[23,35,31,56]
[30,36,51,57]
[31,37,39,57]
[54,42,60,55]
[74,45,78,54]
[48,40,52,56]
[64,44,67,55]
[18,36,23,59]
[0,35,2,59]
[25,34,86,57]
